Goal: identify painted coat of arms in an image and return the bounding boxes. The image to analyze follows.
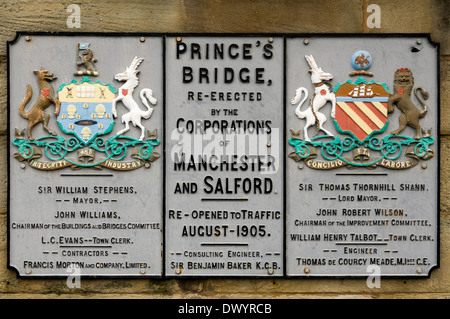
[12,44,160,171]
[57,77,115,144]
[289,52,434,170]
[333,77,389,142]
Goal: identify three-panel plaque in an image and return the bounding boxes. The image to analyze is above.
[8,33,440,278]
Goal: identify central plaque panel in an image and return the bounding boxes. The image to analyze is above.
[165,36,284,276]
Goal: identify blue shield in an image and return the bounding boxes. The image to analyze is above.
[57,77,116,145]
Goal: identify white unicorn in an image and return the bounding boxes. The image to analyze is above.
[290,55,336,141]
[112,56,157,141]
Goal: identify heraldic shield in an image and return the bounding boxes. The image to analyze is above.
[333,77,390,142]
[57,77,116,144]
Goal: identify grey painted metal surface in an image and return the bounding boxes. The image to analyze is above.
[8,34,439,278]
[165,36,284,277]
[9,35,164,277]
[285,36,439,277]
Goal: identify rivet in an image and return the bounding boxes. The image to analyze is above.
[421,163,427,169]
[20,163,26,169]
[25,268,32,274]
[266,143,271,147]
[298,164,304,170]
[304,267,310,274]
[416,39,422,45]
[139,269,146,274]
[416,267,423,274]
[176,37,183,42]
[303,39,309,45]
[268,37,274,43]
[25,36,32,42]
[139,37,146,43]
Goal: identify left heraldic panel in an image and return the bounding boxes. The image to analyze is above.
[8,34,164,277]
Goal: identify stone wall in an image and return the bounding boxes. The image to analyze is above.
[0,0,448,299]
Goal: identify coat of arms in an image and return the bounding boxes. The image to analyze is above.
[12,44,160,171]
[57,77,115,144]
[289,51,434,170]
[333,77,390,142]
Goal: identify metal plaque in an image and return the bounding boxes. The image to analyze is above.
[165,36,284,276]
[8,33,439,279]
[8,34,164,277]
[285,36,439,277]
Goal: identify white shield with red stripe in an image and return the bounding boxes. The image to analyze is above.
[333,78,390,142]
